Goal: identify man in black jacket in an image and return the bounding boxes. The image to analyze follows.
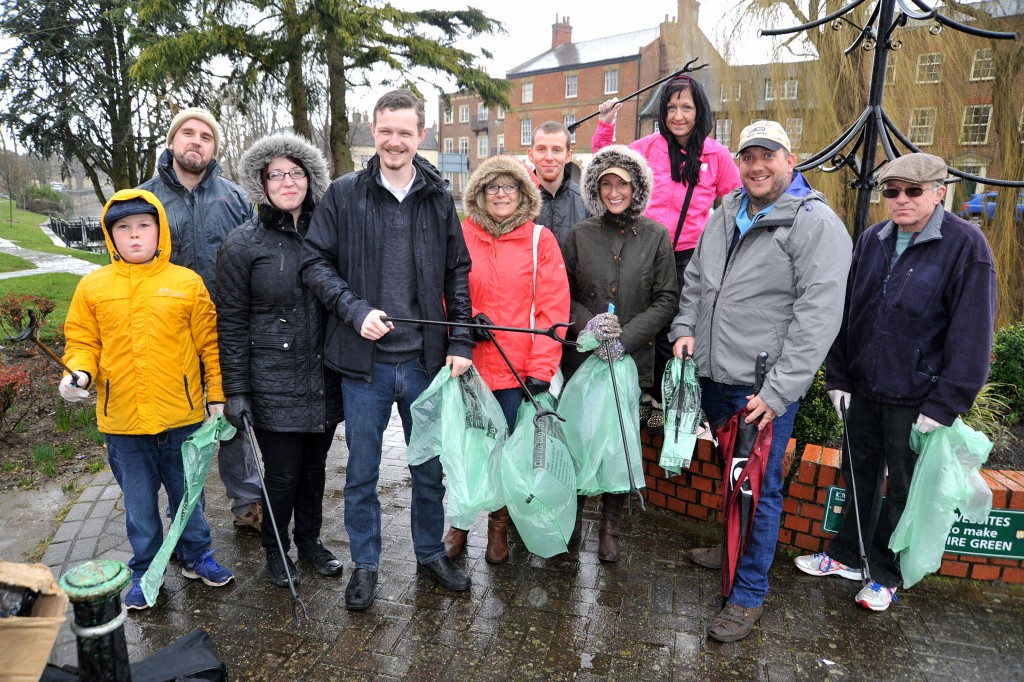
[529,121,589,245]
[301,89,475,610]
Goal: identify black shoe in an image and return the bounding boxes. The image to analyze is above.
[417,556,471,592]
[266,549,300,588]
[345,568,377,610]
[297,538,344,577]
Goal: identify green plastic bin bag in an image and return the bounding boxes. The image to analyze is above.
[660,356,702,475]
[501,394,577,558]
[407,366,507,529]
[889,418,993,588]
[141,415,237,606]
[559,353,644,496]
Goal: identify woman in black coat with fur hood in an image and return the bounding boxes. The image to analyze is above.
[216,133,344,588]
[561,144,678,562]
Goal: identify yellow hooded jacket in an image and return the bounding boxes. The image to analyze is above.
[62,188,225,435]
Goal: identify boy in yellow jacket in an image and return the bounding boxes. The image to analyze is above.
[61,189,234,610]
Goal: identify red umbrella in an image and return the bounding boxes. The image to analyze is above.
[716,352,773,599]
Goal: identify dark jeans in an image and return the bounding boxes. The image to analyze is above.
[492,387,524,435]
[826,395,919,588]
[254,427,337,552]
[701,379,798,608]
[341,359,445,570]
[651,248,693,401]
[105,424,211,579]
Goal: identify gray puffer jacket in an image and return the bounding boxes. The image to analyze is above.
[669,171,852,416]
[138,151,253,299]
[215,134,342,433]
[562,145,678,387]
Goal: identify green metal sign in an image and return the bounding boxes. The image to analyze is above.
[819,485,1024,560]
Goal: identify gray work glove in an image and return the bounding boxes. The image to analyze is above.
[595,339,626,362]
[827,390,851,420]
[583,312,621,341]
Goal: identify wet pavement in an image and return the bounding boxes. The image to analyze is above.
[43,408,1024,681]
[0,229,102,280]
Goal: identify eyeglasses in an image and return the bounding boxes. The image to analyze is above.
[485,183,519,195]
[880,186,927,199]
[265,169,307,182]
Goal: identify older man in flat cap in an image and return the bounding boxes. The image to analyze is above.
[795,152,997,611]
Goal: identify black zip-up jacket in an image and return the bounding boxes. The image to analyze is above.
[216,207,343,432]
[300,154,474,380]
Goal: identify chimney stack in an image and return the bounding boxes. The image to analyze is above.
[552,15,572,49]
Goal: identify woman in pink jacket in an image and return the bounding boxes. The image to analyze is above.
[593,75,740,431]
[443,155,570,565]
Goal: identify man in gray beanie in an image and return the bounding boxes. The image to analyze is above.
[139,107,263,530]
[795,152,997,611]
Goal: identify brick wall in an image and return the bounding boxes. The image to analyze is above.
[640,433,1024,584]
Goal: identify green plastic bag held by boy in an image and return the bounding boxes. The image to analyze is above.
[889,418,993,588]
[408,367,507,529]
[501,394,577,557]
[660,356,702,475]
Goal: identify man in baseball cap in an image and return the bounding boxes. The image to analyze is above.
[797,152,996,612]
[671,120,852,641]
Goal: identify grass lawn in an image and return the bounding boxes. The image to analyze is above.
[0,272,82,343]
[0,200,109,266]
[0,251,35,273]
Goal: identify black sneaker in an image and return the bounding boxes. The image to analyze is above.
[266,549,300,588]
[297,538,344,577]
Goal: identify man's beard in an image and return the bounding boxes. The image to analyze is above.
[174,149,210,175]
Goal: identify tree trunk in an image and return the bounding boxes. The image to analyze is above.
[326,41,351,176]
[282,0,311,139]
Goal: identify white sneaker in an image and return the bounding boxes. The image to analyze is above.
[793,552,861,580]
[856,580,898,611]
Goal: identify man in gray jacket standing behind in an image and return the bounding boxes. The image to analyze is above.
[671,121,851,642]
[139,107,263,530]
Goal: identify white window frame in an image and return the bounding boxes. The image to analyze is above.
[970,48,995,82]
[781,79,798,100]
[885,55,897,85]
[458,105,469,123]
[497,133,505,154]
[916,53,943,84]
[961,104,992,145]
[720,83,741,102]
[564,114,577,144]
[458,136,469,155]
[497,105,505,120]
[443,109,453,125]
[764,79,775,101]
[477,134,489,158]
[1019,104,1024,143]
[715,118,732,148]
[604,69,618,95]
[443,138,453,154]
[785,117,803,150]
[521,82,533,104]
[908,107,937,147]
[478,102,488,121]
[565,75,578,99]
[520,118,532,146]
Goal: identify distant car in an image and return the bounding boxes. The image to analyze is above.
[959,191,1024,222]
[50,182,65,192]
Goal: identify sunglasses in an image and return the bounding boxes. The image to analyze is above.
[880,186,927,199]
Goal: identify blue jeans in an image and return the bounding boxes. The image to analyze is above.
[105,424,212,579]
[492,388,524,435]
[342,359,446,570]
[701,379,798,609]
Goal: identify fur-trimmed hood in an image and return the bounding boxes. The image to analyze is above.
[238,133,332,208]
[463,156,542,237]
[581,144,653,218]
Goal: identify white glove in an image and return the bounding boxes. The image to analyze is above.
[915,413,942,434]
[59,372,91,402]
[206,403,225,421]
[827,390,851,419]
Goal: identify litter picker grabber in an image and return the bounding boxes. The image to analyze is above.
[839,396,871,585]
[567,57,709,134]
[380,316,578,347]
[240,415,311,625]
[4,308,81,383]
[602,304,646,512]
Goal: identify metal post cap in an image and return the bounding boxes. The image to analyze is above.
[59,560,132,603]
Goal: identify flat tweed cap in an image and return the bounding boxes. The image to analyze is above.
[877,153,947,184]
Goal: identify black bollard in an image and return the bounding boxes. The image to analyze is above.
[58,559,133,682]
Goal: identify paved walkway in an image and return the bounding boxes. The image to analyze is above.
[43,409,1024,680]
[0,227,101,281]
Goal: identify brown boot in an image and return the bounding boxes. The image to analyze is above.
[569,496,586,547]
[598,493,626,562]
[443,527,468,558]
[485,507,511,564]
